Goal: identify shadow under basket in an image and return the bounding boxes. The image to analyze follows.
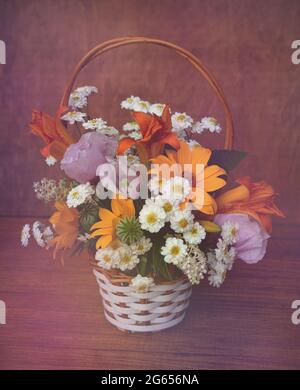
[93,268,192,333]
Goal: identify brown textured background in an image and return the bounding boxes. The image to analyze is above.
[0,0,300,223]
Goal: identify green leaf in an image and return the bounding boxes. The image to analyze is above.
[151,237,172,281]
[210,150,247,172]
[137,256,148,276]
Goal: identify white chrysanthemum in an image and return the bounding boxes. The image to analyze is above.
[130,274,154,293]
[32,221,45,247]
[148,175,165,196]
[139,203,166,233]
[149,103,165,116]
[207,251,226,288]
[75,86,98,96]
[170,209,194,233]
[215,238,236,270]
[183,222,206,245]
[132,100,151,113]
[131,236,153,255]
[221,221,239,245]
[171,112,193,130]
[121,96,141,110]
[66,182,94,208]
[152,195,179,221]
[161,237,187,265]
[45,155,57,166]
[123,121,140,131]
[21,224,31,247]
[127,130,142,140]
[162,176,191,201]
[117,245,140,271]
[191,121,204,134]
[98,126,119,137]
[69,92,87,109]
[82,117,107,130]
[95,247,119,270]
[200,117,222,133]
[61,111,86,125]
[177,245,207,285]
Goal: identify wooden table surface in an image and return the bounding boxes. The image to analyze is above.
[0,217,299,370]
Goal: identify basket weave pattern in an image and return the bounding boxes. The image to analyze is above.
[93,269,192,333]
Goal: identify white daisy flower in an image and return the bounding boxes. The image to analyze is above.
[170,209,194,233]
[151,195,179,221]
[69,92,87,109]
[148,175,165,196]
[191,121,204,134]
[117,245,140,271]
[98,126,119,137]
[161,237,187,265]
[139,203,166,233]
[127,130,142,140]
[171,112,193,130]
[66,182,95,208]
[82,118,107,130]
[121,96,141,110]
[162,176,191,202]
[123,121,140,132]
[215,239,236,270]
[75,86,98,96]
[21,224,31,247]
[200,117,222,133]
[61,111,86,125]
[130,274,154,293]
[221,221,239,245]
[149,103,165,116]
[45,155,57,166]
[131,237,153,255]
[133,100,151,113]
[95,246,119,270]
[32,221,46,247]
[207,251,226,288]
[183,222,206,245]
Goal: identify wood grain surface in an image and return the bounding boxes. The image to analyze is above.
[0,0,300,222]
[0,218,299,370]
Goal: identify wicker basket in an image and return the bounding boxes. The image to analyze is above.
[61,37,234,332]
[93,267,192,333]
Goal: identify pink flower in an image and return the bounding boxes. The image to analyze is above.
[214,213,270,264]
[61,132,117,183]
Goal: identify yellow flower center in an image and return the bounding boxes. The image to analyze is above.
[140,102,148,109]
[176,114,186,121]
[191,227,198,235]
[179,219,188,228]
[171,246,180,256]
[103,255,111,264]
[72,191,79,199]
[121,255,130,264]
[147,213,157,224]
[163,202,173,213]
[209,118,217,125]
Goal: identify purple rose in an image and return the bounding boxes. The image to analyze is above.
[214,213,270,264]
[61,132,117,183]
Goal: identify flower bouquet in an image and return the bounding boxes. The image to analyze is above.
[21,38,284,333]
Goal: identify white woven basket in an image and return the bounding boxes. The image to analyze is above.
[93,268,192,333]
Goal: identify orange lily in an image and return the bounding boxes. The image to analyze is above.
[117,105,180,162]
[151,141,227,215]
[90,198,135,249]
[48,201,79,258]
[216,176,284,233]
[30,107,75,160]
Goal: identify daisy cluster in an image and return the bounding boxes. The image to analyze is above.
[21,221,53,248]
[120,95,222,141]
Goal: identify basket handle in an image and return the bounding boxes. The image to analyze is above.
[60,37,234,149]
